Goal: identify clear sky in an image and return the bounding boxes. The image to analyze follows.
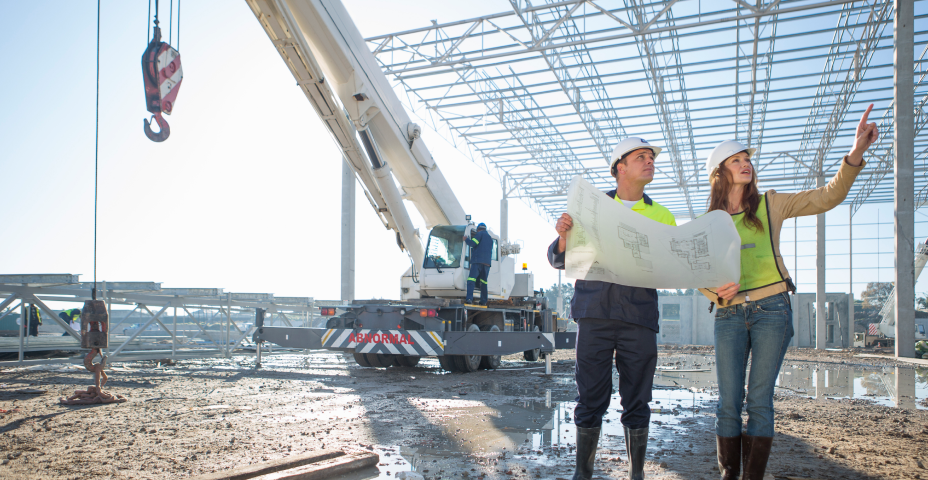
[1,0,925,308]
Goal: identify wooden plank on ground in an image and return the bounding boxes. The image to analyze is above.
[253,452,379,480]
[191,450,344,480]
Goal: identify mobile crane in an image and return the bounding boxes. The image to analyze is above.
[244,0,571,372]
[856,237,928,348]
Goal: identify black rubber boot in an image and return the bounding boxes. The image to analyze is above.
[624,426,648,480]
[572,426,600,480]
[741,435,773,480]
[716,435,741,480]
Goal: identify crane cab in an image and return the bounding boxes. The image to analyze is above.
[407,225,515,300]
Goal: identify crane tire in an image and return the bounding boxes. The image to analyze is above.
[523,325,541,361]
[395,355,421,367]
[352,352,372,367]
[453,324,483,373]
[479,324,501,370]
[439,355,458,372]
[365,353,395,368]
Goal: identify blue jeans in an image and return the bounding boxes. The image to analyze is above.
[714,293,793,438]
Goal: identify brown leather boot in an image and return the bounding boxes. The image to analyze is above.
[716,435,741,480]
[741,435,773,480]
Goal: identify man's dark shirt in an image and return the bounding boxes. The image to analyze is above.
[467,229,493,266]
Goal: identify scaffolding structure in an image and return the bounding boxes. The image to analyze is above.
[0,274,332,365]
[365,0,927,220]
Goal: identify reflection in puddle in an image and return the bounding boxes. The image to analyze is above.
[340,354,928,478]
[778,364,928,409]
[361,389,718,479]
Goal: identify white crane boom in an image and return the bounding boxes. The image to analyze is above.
[245,0,468,273]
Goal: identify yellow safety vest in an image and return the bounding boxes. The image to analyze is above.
[731,194,786,293]
[613,193,677,226]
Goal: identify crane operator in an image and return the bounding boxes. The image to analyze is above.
[465,223,493,305]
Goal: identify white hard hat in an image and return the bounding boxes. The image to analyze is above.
[609,137,662,172]
[706,140,757,177]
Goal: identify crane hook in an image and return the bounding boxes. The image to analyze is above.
[141,23,182,143]
[143,112,171,142]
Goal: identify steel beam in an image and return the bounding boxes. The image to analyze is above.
[796,0,892,191]
[628,0,697,218]
[0,274,80,285]
[366,0,928,222]
[369,0,869,74]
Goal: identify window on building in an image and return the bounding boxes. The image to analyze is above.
[662,303,681,320]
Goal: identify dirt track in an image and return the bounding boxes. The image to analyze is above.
[0,347,926,480]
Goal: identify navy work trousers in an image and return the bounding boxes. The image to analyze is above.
[574,317,658,430]
[466,263,489,304]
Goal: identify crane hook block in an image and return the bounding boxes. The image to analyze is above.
[80,300,109,349]
[141,25,183,142]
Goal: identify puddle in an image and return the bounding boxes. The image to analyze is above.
[347,354,928,479]
[357,374,717,478]
[656,354,928,410]
[778,364,928,409]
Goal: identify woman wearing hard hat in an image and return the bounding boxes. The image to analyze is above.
[701,105,879,480]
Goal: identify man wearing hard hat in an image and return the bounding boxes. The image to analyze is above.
[547,137,675,480]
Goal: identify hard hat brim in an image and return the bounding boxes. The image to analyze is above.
[705,143,757,178]
[610,145,662,170]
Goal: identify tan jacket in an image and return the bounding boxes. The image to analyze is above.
[700,157,866,307]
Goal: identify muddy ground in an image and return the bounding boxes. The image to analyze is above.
[0,346,926,480]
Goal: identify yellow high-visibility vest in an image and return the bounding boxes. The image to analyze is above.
[731,194,786,293]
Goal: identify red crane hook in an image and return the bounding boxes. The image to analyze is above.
[141,24,182,142]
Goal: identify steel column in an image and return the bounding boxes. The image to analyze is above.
[226,293,232,358]
[500,196,509,244]
[341,160,356,302]
[816,175,827,349]
[849,208,855,347]
[894,0,915,358]
[18,301,25,362]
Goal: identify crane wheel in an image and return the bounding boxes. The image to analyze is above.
[453,324,483,373]
[479,324,501,370]
[394,355,421,367]
[438,355,458,372]
[365,353,396,368]
[453,354,481,372]
[352,352,372,367]
[523,325,541,361]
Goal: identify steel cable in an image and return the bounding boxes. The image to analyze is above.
[93,0,100,299]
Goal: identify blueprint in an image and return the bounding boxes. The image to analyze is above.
[565,175,741,289]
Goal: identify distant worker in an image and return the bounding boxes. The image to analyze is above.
[27,304,41,337]
[464,222,493,305]
[59,308,81,336]
[916,340,928,359]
